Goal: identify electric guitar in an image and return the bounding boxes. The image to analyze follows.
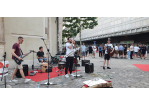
[14,50,33,65]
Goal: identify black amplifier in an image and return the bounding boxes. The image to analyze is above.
[85,63,94,73]
[82,60,90,66]
[16,64,28,78]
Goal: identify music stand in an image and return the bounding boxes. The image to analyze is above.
[40,39,57,86]
[1,52,7,88]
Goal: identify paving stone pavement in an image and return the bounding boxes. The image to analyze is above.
[1,53,149,88]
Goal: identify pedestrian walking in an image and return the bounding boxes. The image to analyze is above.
[124,45,127,59]
[98,45,102,57]
[92,44,96,58]
[114,44,119,59]
[127,46,130,59]
[119,44,124,58]
[130,44,134,59]
[141,44,146,59]
[88,45,92,58]
[134,44,139,58]
[81,42,86,60]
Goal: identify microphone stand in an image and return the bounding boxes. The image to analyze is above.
[1,52,6,88]
[41,39,56,86]
[74,48,82,78]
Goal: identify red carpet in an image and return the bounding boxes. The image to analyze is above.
[133,64,149,71]
[25,67,80,82]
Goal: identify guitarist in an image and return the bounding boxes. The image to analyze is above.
[103,38,114,70]
[10,36,31,83]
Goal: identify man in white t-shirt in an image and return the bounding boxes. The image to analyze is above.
[103,38,114,70]
[114,44,118,59]
[130,44,134,59]
[134,44,139,58]
[92,44,96,58]
[65,37,75,78]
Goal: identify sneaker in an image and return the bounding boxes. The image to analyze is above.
[144,58,145,60]
[70,73,75,77]
[103,66,105,70]
[141,58,142,59]
[10,79,18,83]
[65,74,69,78]
[107,67,111,69]
[24,79,31,83]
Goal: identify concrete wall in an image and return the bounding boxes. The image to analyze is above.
[0,17,62,69]
[49,17,57,56]
[0,17,4,61]
[4,17,47,68]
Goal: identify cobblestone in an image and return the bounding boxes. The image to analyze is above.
[1,54,149,88]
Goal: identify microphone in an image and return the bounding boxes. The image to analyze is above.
[41,38,44,40]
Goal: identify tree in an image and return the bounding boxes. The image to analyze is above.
[62,17,98,55]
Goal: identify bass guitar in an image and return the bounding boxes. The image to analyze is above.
[107,48,114,57]
[14,50,33,65]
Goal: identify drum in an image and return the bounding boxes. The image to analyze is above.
[58,62,65,69]
[0,61,9,69]
[41,63,48,73]
[0,61,9,77]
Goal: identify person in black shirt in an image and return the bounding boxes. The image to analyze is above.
[88,45,93,57]
[141,44,146,59]
[138,44,141,58]
[124,45,127,59]
[102,46,105,56]
[37,46,47,63]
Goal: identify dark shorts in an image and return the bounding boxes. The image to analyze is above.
[82,52,85,56]
[104,54,110,60]
[89,50,92,54]
[119,51,123,55]
[135,52,138,55]
[124,51,127,55]
[115,50,118,54]
[141,51,146,55]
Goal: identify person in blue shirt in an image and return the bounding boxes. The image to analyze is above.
[98,45,102,57]
[118,45,124,58]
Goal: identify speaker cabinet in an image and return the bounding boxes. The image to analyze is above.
[85,63,94,73]
[82,60,90,66]
[16,64,28,78]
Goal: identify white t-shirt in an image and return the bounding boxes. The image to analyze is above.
[105,44,113,54]
[115,46,118,51]
[134,46,139,52]
[66,42,74,56]
[130,46,133,51]
[92,46,96,52]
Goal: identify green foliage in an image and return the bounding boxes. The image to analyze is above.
[62,17,98,38]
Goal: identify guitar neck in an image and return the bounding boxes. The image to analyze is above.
[22,52,31,59]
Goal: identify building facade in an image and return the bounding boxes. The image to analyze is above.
[0,17,63,68]
[75,17,149,46]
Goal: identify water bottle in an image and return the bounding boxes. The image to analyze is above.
[37,82,40,88]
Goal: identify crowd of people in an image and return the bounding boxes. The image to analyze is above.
[62,43,148,60]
